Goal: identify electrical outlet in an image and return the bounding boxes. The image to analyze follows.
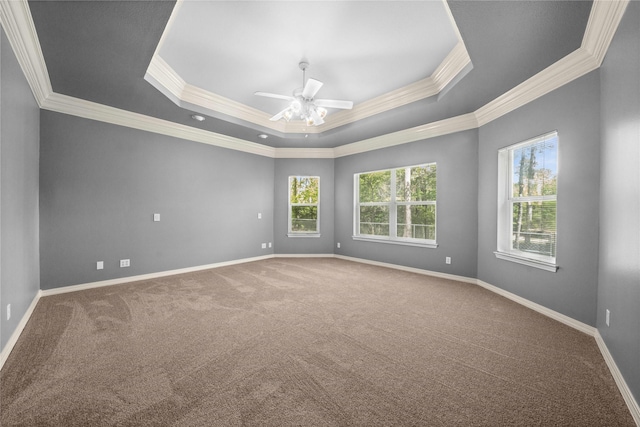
[7,304,11,321]
[337,242,341,248]
[97,261,104,270]
[120,259,130,268]
[257,212,262,219]
[261,243,267,249]
[268,242,272,248]
[606,309,611,327]
[445,257,451,265]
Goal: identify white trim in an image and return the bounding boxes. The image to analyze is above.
[494,251,558,273]
[146,35,471,136]
[273,253,334,258]
[334,254,477,285]
[0,290,42,371]
[582,0,630,66]
[333,113,478,158]
[595,330,640,425]
[40,255,273,297]
[352,236,438,249]
[0,0,52,106]
[476,279,595,336]
[273,148,335,159]
[0,0,629,160]
[287,233,321,238]
[41,93,276,158]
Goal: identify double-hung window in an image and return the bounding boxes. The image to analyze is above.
[354,163,437,247]
[496,131,558,271]
[288,176,320,237]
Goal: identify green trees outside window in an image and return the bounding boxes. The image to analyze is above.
[509,135,558,258]
[289,176,319,234]
[497,131,558,269]
[356,164,436,244]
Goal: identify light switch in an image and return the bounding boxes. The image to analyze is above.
[97,261,104,270]
[153,213,160,222]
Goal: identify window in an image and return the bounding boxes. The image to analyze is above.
[354,163,437,247]
[496,131,558,271]
[288,176,320,237]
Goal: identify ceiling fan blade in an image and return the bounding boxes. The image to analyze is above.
[314,99,354,110]
[302,78,323,99]
[269,107,290,121]
[254,91,294,102]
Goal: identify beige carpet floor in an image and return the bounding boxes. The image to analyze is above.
[0,258,634,426]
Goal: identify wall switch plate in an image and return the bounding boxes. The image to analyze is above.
[97,261,104,270]
[153,213,160,222]
[120,259,130,268]
[337,242,341,248]
[7,304,10,321]
[261,243,267,249]
[445,257,452,264]
[268,242,272,248]
[257,213,262,219]
[606,309,611,327]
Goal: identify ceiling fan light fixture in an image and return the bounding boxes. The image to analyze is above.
[255,60,353,127]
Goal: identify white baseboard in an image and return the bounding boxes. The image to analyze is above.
[595,331,640,425]
[475,279,596,336]
[0,290,42,371]
[273,253,335,258]
[41,255,273,297]
[334,254,478,284]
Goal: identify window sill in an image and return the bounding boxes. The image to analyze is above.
[494,251,558,272]
[288,233,321,238]
[352,236,438,249]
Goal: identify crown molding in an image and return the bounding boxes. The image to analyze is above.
[582,0,629,66]
[41,92,276,158]
[273,147,335,159]
[146,38,471,136]
[475,48,599,127]
[475,0,627,128]
[1,0,630,160]
[333,113,478,158]
[0,0,51,106]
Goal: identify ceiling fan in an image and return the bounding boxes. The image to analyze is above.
[255,61,353,126]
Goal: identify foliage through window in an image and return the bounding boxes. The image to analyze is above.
[355,164,436,246]
[288,176,319,236]
[497,131,558,270]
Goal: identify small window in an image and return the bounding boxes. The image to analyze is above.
[354,163,436,247]
[496,131,558,271]
[288,176,320,237]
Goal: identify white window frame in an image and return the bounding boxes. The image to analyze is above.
[495,131,558,272]
[353,163,437,248]
[288,176,320,238]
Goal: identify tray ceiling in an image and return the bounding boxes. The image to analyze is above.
[10,0,620,153]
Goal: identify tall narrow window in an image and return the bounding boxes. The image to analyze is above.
[496,131,558,271]
[354,163,436,247]
[288,176,320,237]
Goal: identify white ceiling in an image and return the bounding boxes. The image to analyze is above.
[158,0,460,117]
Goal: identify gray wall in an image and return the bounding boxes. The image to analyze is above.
[477,70,601,326]
[334,130,479,279]
[39,111,274,289]
[274,158,334,254]
[598,1,640,401]
[0,29,41,351]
